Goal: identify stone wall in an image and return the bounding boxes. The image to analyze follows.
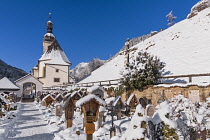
[121,85,210,106]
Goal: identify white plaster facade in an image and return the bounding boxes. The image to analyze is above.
[15,74,43,97]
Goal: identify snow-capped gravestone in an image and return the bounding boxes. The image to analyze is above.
[41,100,46,107]
[188,90,200,103]
[126,94,139,112]
[55,103,62,117]
[145,104,155,117]
[112,96,126,120]
[87,86,105,98]
[71,91,82,106]
[55,94,63,103]
[139,97,147,109]
[64,97,75,128]
[76,94,106,140]
[97,106,106,130]
[42,94,55,107]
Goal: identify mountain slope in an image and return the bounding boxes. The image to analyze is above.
[79,2,210,84]
[70,58,105,82]
[0,59,27,82]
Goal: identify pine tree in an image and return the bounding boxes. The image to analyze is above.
[120,51,165,91]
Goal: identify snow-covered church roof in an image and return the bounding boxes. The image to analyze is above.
[0,77,19,90]
[39,39,71,66]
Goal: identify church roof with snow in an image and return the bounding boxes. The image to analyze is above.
[39,39,71,66]
[0,77,19,90]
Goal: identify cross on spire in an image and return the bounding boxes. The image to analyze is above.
[49,13,52,20]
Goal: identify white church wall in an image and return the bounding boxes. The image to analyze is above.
[44,64,69,87]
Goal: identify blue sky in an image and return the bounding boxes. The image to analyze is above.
[0,0,198,73]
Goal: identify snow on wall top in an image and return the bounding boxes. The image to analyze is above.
[0,77,19,90]
[79,6,210,84]
[76,94,106,107]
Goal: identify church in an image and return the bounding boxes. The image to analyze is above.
[32,20,71,88]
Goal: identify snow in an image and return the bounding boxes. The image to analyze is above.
[71,91,81,98]
[126,94,135,105]
[0,77,19,90]
[79,54,124,83]
[0,95,9,104]
[121,104,148,140]
[76,94,106,107]
[87,86,105,93]
[42,94,55,101]
[152,101,177,128]
[105,97,115,105]
[39,46,71,65]
[44,33,55,38]
[78,6,210,84]
[0,102,58,139]
[112,96,125,106]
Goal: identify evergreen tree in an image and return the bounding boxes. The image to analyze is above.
[166,11,176,26]
[120,51,165,91]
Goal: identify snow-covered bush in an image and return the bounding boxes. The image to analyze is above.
[121,104,149,140]
[152,101,179,140]
[120,51,165,91]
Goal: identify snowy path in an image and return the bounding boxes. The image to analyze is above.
[1,102,56,140]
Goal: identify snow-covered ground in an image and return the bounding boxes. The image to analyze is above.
[79,2,210,85]
[0,102,58,140]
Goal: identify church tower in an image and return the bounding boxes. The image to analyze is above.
[43,20,55,53]
[32,18,71,88]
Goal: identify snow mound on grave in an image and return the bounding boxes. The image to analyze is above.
[76,94,106,107]
[187,0,210,19]
[152,101,177,128]
[121,104,149,140]
[87,86,105,93]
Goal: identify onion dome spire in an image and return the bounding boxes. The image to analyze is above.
[47,13,53,33]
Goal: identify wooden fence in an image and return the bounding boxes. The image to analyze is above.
[43,73,210,90]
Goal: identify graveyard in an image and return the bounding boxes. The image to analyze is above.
[1,0,210,139]
[0,85,209,140]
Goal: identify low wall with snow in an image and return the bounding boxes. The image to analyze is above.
[121,84,210,106]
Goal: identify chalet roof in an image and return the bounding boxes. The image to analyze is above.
[76,94,106,107]
[0,77,19,90]
[39,39,71,66]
